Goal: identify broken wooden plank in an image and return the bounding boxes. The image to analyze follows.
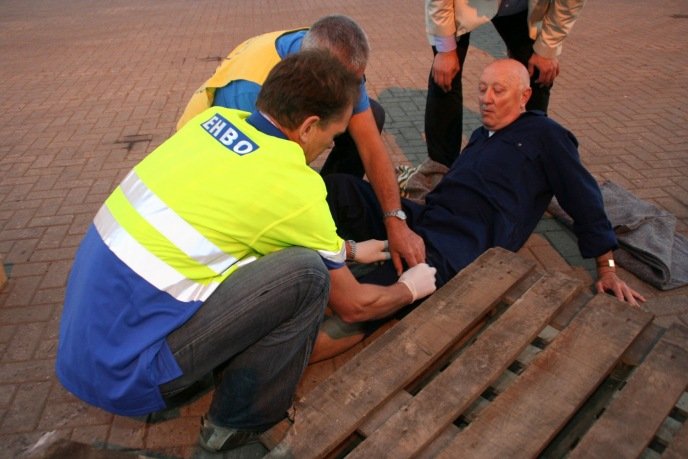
[569,324,688,459]
[265,248,535,458]
[346,270,583,458]
[433,294,653,459]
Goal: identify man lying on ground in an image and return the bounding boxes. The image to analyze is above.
[312,58,645,362]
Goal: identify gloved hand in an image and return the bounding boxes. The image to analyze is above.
[350,239,391,264]
[398,263,437,302]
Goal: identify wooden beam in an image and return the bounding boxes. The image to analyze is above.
[265,248,535,459]
[347,270,583,458]
[569,324,688,458]
[433,294,653,458]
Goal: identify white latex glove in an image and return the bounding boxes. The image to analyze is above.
[398,263,437,302]
[352,239,391,264]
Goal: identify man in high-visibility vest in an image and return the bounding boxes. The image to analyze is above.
[178,15,427,280]
[56,50,437,453]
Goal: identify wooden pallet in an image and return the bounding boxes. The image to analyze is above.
[262,247,688,458]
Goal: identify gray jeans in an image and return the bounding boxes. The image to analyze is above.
[160,247,329,430]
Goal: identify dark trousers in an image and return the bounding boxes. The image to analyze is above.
[319,98,386,178]
[324,173,416,288]
[324,173,427,323]
[425,10,551,167]
[160,248,329,430]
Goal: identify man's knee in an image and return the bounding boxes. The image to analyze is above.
[280,247,331,301]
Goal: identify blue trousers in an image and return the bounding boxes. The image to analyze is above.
[159,247,329,430]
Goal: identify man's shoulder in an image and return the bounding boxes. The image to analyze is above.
[275,28,308,57]
[513,111,579,151]
[514,111,571,134]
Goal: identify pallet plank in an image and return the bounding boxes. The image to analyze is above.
[265,248,535,458]
[357,391,412,436]
[663,419,688,459]
[346,270,583,458]
[434,294,653,459]
[569,324,688,459]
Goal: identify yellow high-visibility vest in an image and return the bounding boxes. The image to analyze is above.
[176,29,307,130]
[99,107,344,303]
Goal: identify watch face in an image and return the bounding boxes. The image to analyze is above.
[385,209,407,220]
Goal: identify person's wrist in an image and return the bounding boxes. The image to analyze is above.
[346,240,357,262]
[383,214,408,227]
[397,279,416,302]
[597,259,616,271]
[598,267,616,277]
[434,35,457,53]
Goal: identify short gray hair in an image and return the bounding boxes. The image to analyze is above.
[257,49,360,130]
[302,15,370,74]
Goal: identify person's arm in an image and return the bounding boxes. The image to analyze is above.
[425,0,460,91]
[327,262,436,324]
[541,125,645,307]
[310,262,436,361]
[529,0,586,85]
[431,50,461,92]
[594,252,646,307]
[348,109,426,274]
[425,0,458,41]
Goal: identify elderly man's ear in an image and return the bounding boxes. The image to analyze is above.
[520,87,532,111]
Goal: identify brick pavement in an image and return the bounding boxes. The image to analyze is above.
[0,0,687,457]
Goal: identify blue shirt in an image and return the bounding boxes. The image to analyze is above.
[410,111,617,285]
[214,30,370,114]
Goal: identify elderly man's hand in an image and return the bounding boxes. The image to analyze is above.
[528,53,559,87]
[595,271,646,307]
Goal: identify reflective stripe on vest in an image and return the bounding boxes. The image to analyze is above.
[94,205,219,302]
[119,171,233,274]
[95,171,251,303]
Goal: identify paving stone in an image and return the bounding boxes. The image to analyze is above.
[0,1,686,457]
[2,322,46,362]
[1,381,51,433]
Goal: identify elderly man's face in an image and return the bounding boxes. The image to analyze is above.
[478,61,531,131]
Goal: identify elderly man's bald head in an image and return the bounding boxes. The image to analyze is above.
[486,59,530,88]
[478,59,532,131]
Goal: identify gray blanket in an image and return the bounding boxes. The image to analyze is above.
[550,181,688,290]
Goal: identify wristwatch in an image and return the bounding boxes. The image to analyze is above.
[382,208,407,221]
